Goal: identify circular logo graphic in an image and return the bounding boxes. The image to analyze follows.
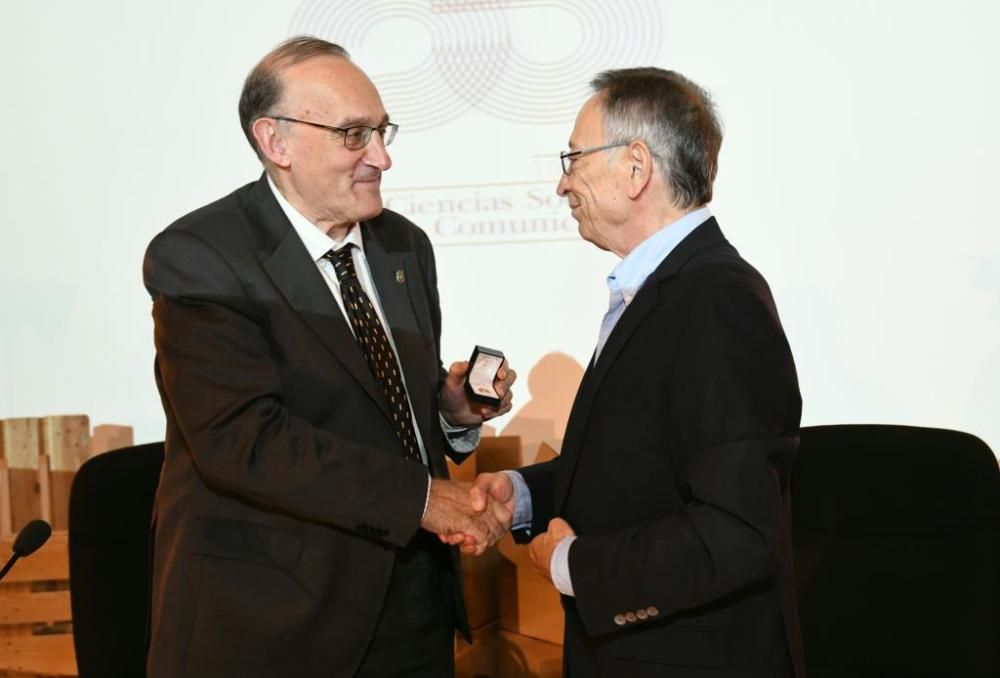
[289,0,663,130]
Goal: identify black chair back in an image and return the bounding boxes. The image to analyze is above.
[792,425,1000,677]
[69,441,164,678]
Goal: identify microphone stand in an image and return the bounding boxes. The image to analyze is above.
[0,552,22,582]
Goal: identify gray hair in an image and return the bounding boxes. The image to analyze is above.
[238,36,350,159]
[591,68,722,209]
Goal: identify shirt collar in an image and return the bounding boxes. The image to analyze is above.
[266,175,364,262]
[608,206,712,295]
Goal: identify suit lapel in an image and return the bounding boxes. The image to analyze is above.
[553,289,660,509]
[362,223,441,472]
[245,176,392,423]
[555,218,728,509]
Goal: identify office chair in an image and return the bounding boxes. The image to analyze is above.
[792,425,999,677]
[69,442,164,678]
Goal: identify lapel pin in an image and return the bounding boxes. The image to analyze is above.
[395,269,406,283]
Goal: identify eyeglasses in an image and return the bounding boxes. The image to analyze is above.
[559,141,628,175]
[270,116,399,150]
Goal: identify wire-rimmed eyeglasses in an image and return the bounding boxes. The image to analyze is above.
[559,141,628,175]
[270,116,399,150]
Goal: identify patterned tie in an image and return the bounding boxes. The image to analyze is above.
[325,245,423,464]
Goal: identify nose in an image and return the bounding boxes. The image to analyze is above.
[365,130,392,171]
[556,172,570,196]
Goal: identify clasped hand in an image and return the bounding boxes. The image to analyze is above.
[422,473,577,591]
[421,472,515,556]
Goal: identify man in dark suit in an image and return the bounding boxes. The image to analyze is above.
[143,37,514,678]
[465,69,804,677]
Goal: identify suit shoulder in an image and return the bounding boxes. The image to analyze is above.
[375,207,422,231]
[157,180,257,242]
[144,182,257,296]
[664,243,782,330]
[369,208,433,250]
[683,241,770,294]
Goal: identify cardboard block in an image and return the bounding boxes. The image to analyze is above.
[496,630,563,678]
[454,622,498,678]
[475,436,522,473]
[447,450,478,484]
[462,546,499,629]
[497,540,564,645]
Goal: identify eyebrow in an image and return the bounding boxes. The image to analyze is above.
[337,113,391,128]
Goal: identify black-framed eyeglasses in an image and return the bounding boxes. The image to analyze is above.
[270,115,399,150]
[560,141,628,175]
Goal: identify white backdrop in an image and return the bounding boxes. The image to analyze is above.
[1,1,997,456]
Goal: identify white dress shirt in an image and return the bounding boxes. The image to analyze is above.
[266,177,479,515]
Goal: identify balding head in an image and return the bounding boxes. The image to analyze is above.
[238,36,350,160]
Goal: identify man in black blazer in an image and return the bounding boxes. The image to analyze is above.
[465,69,804,676]
[143,37,514,678]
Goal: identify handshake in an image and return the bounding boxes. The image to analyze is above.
[420,473,514,556]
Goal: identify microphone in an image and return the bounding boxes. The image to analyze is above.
[0,519,52,582]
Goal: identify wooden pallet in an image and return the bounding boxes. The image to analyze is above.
[0,415,109,678]
[0,531,76,677]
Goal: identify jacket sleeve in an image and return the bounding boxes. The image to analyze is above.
[144,228,428,548]
[511,459,558,543]
[568,268,801,636]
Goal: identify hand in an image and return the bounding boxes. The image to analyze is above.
[420,479,510,556]
[440,472,516,554]
[469,471,515,516]
[528,518,576,583]
[439,360,517,427]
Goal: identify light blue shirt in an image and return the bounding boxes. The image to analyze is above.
[507,206,712,596]
[594,206,712,362]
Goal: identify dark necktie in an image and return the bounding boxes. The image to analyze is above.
[325,245,423,464]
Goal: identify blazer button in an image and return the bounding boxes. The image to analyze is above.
[636,609,649,621]
[646,606,660,617]
[625,612,637,623]
[613,614,627,626]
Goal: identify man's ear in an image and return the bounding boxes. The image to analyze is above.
[626,140,654,199]
[252,117,291,169]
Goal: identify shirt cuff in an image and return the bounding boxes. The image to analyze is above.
[438,413,481,453]
[551,536,576,597]
[504,470,533,531]
[421,473,432,520]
